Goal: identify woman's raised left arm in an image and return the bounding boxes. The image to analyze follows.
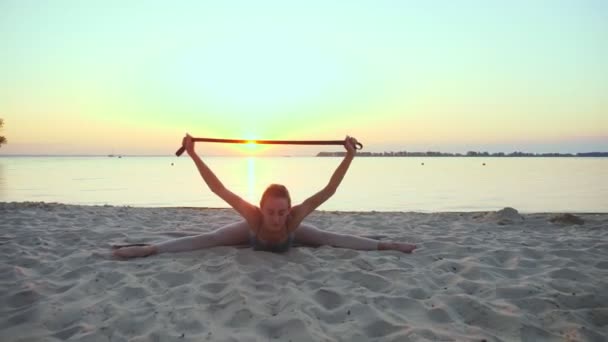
[289,136,358,228]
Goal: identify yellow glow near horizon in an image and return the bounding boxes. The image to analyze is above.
[228,138,267,156]
[243,141,259,153]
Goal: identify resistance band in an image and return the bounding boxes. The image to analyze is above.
[175,137,363,156]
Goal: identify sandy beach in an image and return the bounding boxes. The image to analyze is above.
[1,202,606,341]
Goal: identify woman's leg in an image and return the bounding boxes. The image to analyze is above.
[294,223,379,250]
[155,220,250,253]
[294,223,416,253]
[113,220,251,258]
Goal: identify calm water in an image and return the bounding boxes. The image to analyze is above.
[0,156,606,212]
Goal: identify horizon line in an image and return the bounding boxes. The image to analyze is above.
[1,151,608,158]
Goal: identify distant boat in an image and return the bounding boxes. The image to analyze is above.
[108,149,119,157]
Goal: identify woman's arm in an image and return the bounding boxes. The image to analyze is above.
[183,134,260,224]
[289,136,358,228]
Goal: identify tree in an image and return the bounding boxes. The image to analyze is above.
[0,118,6,147]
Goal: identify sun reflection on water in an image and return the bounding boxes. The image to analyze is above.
[247,157,256,203]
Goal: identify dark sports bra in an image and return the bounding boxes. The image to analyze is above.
[249,231,294,253]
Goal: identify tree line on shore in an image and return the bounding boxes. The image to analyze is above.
[0,118,6,148]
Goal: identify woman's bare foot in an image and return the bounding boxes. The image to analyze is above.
[112,245,156,258]
[378,242,417,253]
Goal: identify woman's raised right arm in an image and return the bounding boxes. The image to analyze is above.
[183,134,259,223]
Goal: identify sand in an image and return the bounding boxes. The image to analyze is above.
[1,202,607,341]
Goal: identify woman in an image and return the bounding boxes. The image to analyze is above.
[112,134,416,258]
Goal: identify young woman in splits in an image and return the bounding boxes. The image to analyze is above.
[112,134,416,258]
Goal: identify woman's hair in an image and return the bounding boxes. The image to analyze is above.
[260,184,291,208]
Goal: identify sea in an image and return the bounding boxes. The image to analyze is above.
[0,156,606,213]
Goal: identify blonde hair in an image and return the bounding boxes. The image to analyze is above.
[260,184,291,208]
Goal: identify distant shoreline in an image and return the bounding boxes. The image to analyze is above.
[317,151,608,157]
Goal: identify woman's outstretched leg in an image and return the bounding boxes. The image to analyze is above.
[294,223,416,253]
[113,220,251,258]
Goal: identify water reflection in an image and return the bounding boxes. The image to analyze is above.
[247,157,256,203]
[0,156,606,212]
[0,161,4,200]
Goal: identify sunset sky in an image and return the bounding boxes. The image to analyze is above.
[1,0,606,155]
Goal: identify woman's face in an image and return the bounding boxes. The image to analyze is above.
[261,196,290,231]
